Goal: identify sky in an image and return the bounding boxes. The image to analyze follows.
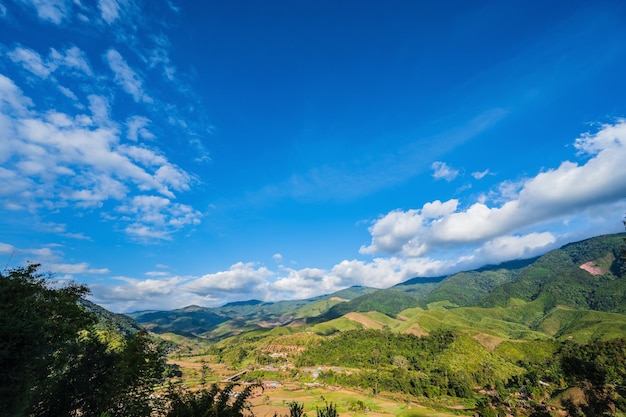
[1,0,626,313]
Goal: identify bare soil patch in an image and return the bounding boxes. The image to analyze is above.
[344,312,383,330]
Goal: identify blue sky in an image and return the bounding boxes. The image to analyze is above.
[1,0,626,313]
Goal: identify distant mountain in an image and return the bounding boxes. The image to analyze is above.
[126,285,377,338]
[392,275,445,299]
[418,258,537,308]
[129,305,228,336]
[309,289,420,323]
[124,233,626,342]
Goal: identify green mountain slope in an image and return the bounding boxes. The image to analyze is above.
[481,234,626,313]
[419,258,536,308]
[129,305,228,336]
[309,289,419,323]
[126,233,626,343]
[80,298,142,334]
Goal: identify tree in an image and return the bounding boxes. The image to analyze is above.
[287,402,305,417]
[0,263,93,416]
[0,264,166,417]
[316,402,338,417]
[166,383,261,417]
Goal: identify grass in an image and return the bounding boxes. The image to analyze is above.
[248,384,467,417]
[307,317,364,335]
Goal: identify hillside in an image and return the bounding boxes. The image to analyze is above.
[308,289,420,324]
[80,298,142,334]
[127,233,626,343]
[120,233,626,416]
[417,258,536,308]
[128,285,377,338]
[481,234,626,313]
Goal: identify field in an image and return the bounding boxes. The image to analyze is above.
[168,356,471,417]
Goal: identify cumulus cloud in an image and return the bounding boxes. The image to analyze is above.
[360,199,459,256]
[92,255,461,312]
[0,241,69,266]
[8,47,52,78]
[271,267,334,300]
[362,120,626,264]
[0,242,16,255]
[183,262,274,301]
[90,276,194,312]
[431,161,459,181]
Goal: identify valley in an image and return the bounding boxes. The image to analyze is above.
[129,233,626,416]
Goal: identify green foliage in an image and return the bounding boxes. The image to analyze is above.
[0,263,93,416]
[315,402,338,417]
[80,298,143,334]
[131,305,229,336]
[310,289,419,323]
[0,264,166,417]
[128,234,626,344]
[421,260,532,308]
[481,234,626,313]
[165,383,261,417]
[287,401,305,417]
[38,329,166,417]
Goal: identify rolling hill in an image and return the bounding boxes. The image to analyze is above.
[126,233,626,344]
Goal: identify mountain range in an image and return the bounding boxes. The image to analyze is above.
[125,233,626,344]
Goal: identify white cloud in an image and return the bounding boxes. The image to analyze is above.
[431,161,459,181]
[362,120,626,262]
[145,271,169,277]
[7,45,92,80]
[92,255,462,312]
[19,0,72,24]
[90,276,194,312]
[50,262,109,274]
[272,253,283,262]
[49,46,92,76]
[183,262,273,300]
[0,74,33,115]
[271,267,334,300]
[472,169,492,179]
[98,0,119,24]
[8,47,52,78]
[360,199,458,256]
[0,241,64,266]
[0,74,199,238]
[105,49,152,103]
[470,232,556,265]
[58,85,78,100]
[0,242,16,255]
[126,116,154,141]
[118,195,201,240]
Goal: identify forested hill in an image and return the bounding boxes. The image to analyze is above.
[79,299,142,334]
[481,233,626,312]
[126,233,626,340]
